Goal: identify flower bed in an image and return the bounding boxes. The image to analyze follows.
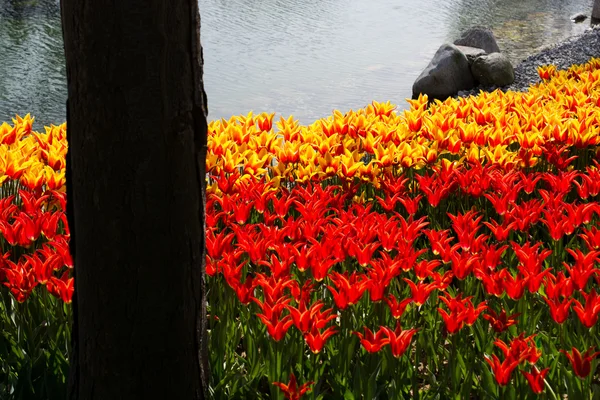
[0,117,71,398]
[2,59,600,399]
[206,60,600,399]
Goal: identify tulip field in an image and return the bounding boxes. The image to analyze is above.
[3,59,600,399]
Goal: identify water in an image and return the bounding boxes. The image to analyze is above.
[0,0,593,127]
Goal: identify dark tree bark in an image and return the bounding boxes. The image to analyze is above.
[61,1,209,398]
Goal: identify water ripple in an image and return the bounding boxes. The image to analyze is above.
[0,0,594,126]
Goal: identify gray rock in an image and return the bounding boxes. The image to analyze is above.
[571,13,587,23]
[454,26,501,54]
[471,52,515,87]
[455,45,486,64]
[412,43,475,100]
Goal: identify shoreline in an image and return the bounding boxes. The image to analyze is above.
[457,25,600,97]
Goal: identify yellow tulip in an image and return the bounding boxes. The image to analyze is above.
[339,149,363,179]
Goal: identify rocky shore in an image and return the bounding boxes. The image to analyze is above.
[457,25,600,97]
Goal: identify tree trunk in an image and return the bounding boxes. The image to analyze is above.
[594,0,600,20]
[61,1,209,399]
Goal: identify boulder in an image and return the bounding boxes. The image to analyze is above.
[455,45,486,64]
[412,43,475,100]
[454,26,500,54]
[571,13,587,23]
[471,53,514,87]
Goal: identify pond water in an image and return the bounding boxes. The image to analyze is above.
[0,0,594,127]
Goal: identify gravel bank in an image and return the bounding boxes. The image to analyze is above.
[457,25,600,97]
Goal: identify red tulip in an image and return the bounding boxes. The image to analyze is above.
[573,289,600,328]
[2,259,37,302]
[377,220,402,252]
[255,275,297,305]
[449,250,479,280]
[540,208,567,241]
[431,270,454,291]
[561,347,600,379]
[499,269,528,300]
[290,279,315,305]
[564,202,597,227]
[404,278,438,306]
[512,241,552,278]
[233,225,268,263]
[484,191,513,216]
[575,166,600,199]
[352,242,380,267]
[231,276,256,305]
[416,172,455,208]
[0,220,18,246]
[506,199,542,231]
[542,143,577,170]
[484,218,515,242]
[258,254,292,280]
[384,294,412,319]
[18,189,49,215]
[289,243,310,272]
[233,199,254,225]
[381,175,409,194]
[309,303,336,330]
[220,253,246,288]
[212,169,240,194]
[26,253,52,285]
[448,210,483,251]
[41,211,63,240]
[542,170,577,193]
[0,195,16,220]
[543,295,572,324]
[304,325,337,353]
[544,271,574,299]
[484,354,520,386]
[381,322,418,358]
[375,192,403,213]
[364,256,401,302]
[398,216,429,246]
[495,334,540,365]
[308,256,337,283]
[257,311,293,342]
[353,326,390,353]
[46,270,74,303]
[438,305,466,334]
[424,228,454,260]
[398,194,422,215]
[538,188,565,212]
[271,191,294,219]
[563,249,600,291]
[327,272,368,310]
[520,366,549,394]
[519,171,542,194]
[413,259,441,280]
[483,309,520,333]
[273,372,313,400]
[464,300,488,326]
[455,163,492,197]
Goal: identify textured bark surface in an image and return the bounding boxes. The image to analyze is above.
[61,1,208,399]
